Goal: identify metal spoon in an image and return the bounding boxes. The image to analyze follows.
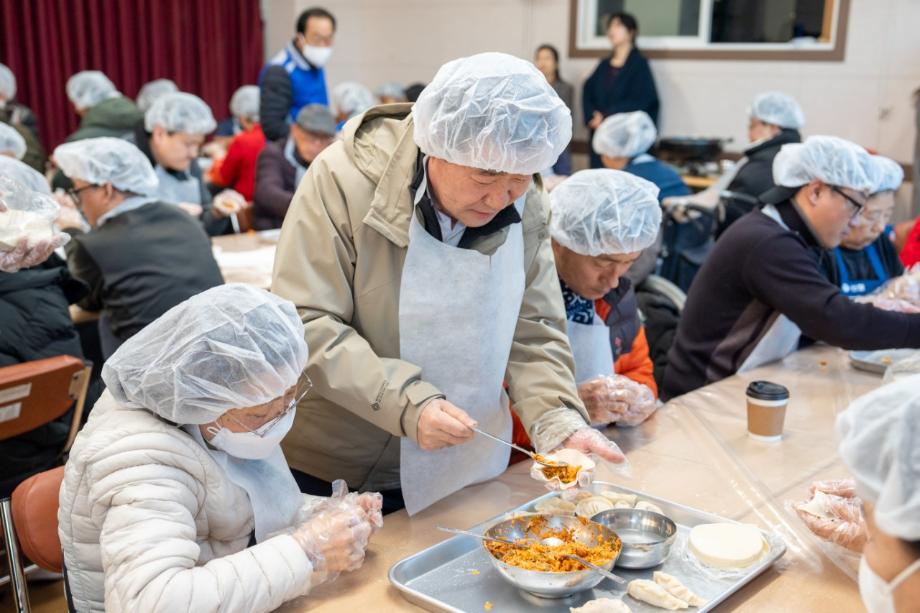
[541,537,626,584]
[437,526,522,547]
[472,427,569,470]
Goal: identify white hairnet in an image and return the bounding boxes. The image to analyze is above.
[750,91,805,130]
[332,81,375,117]
[592,111,657,159]
[772,135,876,193]
[0,64,15,100]
[550,169,662,256]
[836,374,920,541]
[0,175,58,218]
[229,85,260,122]
[0,123,26,159]
[871,155,904,193]
[102,284,310,424]
[53,137,159,195]
[0,157,50,194]
[376,81,406,101]
[144,92,217,135]
[136,79,178,113]
[66,71,119,110]
[413,52,572,175]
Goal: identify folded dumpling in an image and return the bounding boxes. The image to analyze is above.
[635,500,665,515]
[535,496,577,515]
[571,597,632,612]
[627,579,689,610]
[575,496,614,518]
[599,491,638,507]
[653,571,706,607]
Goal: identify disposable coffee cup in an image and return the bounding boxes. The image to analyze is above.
[745,380,790,442]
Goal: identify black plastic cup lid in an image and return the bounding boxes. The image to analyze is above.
[746,380,790,401]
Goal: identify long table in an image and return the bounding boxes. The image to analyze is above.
[280,345,880,612]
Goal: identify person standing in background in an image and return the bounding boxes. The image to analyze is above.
[260,7,336,141]
[535,44,574,176]
[583,13,659,169]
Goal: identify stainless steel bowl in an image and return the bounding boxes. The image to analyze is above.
[482,513,621,599]
[591,508,677,569]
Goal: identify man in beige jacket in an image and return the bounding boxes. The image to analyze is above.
[274,52,625,515]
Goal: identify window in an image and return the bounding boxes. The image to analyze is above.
[570,0,849,60]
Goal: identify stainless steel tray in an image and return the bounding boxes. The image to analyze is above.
[389,482,786,612]
[849,349,917,375]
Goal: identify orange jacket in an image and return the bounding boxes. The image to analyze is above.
[511,300,657,453]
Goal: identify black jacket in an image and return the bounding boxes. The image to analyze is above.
[718,129,801,236]
[663,201,920,400]
[64,201,224,343]
[260,65,293,142]
[0,256,88,496]
[253,137,300,230]
[0,255,86,366]
[133,120,232,236]
[583,48,660,168]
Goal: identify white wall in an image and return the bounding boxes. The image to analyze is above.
[264,0,919,163]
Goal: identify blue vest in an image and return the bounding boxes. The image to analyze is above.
[262,43,329,122]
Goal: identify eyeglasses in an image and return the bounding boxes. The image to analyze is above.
[830,186,866,218]
[224,376,312,437]
[66,184,98,207]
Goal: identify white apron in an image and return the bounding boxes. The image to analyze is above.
[738,205,802,373]
[185,426,304,543]
[398,181,526,516]
[567,319,614,384]
[155,164,203,205]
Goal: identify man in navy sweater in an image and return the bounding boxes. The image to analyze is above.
[664,136,920,399]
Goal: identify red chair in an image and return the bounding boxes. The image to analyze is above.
[0,356,92,613]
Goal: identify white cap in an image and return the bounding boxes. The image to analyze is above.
[66,71,119,111]
[749,91,805,130]
[0,157,50,194]
[0,175,58,218]
[837,374,920,540]
[0,63,15,100]
[229,85,260,122]
[871,155,904,194]
[412,52,572,175]
[772,135,876,194]
[53,137,159,196]
[376,81,406,101]
[136,79,178,113]
[0,123,26,160]
[550,169,661,256]
[144,92,217,135]
[332,81,375,118]
[102,284,310,425]
[592,111,657,159]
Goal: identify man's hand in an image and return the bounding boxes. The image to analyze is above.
[0,234,69,273]
[416,398,478,451]
[560,427,626,463]
[177,202,204,217]
[588,111,604,130]
[212,189,248,218]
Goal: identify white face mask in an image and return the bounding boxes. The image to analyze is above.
[301,44,332,68]
[859,555,920,613]
[205,408,295,460]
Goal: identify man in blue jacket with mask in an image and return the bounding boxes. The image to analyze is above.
[259,7,337,141]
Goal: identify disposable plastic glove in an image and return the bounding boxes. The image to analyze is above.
[794,487,867,552]
[290,504,374,588]
[0,234,69,273]
[578,375,657,427]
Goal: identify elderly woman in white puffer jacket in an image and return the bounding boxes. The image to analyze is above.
[58,283,383,613]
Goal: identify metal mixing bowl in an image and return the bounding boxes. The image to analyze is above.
[591,508,677,569]
[482,513,622,599]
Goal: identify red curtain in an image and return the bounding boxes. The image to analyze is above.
[0,0,264,149]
